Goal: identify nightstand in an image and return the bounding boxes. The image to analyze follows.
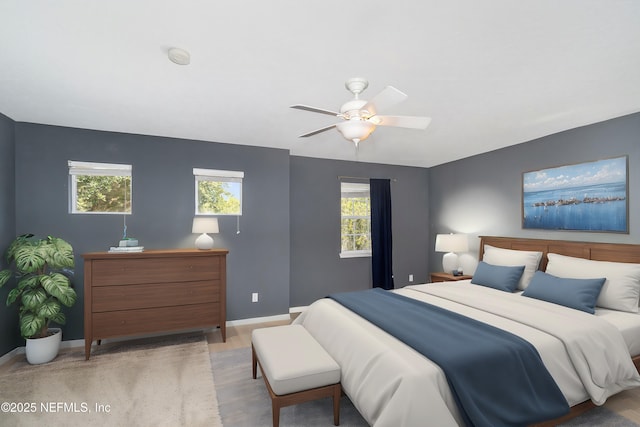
[430,272,473,283]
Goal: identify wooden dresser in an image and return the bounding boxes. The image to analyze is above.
[83,248,227,359]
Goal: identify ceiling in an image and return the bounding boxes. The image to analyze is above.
[1,1,639,168]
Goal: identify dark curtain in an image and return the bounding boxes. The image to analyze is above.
[370,179,394,290]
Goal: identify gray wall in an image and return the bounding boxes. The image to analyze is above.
[290,156,430,306]
[3,111,639,352]
[0,113,18,356]
[429,112,640,271]
[14,123,290,340]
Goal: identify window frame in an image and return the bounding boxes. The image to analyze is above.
[193,168,244,216]
[339,181,372,258]
[68,160,132,215]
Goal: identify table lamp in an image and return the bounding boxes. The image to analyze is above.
[435,233,468,274]
[192,217,219,250]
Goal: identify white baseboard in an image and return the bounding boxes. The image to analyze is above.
[227,306,309,325]
[226,313,291,326]
[61,338,85,349]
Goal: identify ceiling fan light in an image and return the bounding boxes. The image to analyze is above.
[336,120,376,144]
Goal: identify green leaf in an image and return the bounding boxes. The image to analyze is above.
[21,288,47,310]
[6,234,34,262]
[6,288,22,306]
[17,275,40,290]
[19,313,45,339]
[41,273,77,307]
[14,245,46,273]
[41,237,74,269]
[0,269,11,287]
[37,299,61,319]
[50,311,66,325]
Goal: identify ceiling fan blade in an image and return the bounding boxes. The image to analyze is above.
[361,86,408,116]
[373,115,431,129]
[290,104,340,117]
[298,123,339,138]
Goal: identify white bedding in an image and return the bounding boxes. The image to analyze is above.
[595,308,640,356]
[294,282,640,427]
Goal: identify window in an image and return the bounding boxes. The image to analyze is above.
[194,168,243,215]
[68,161,132,214]
[340,182,371,258]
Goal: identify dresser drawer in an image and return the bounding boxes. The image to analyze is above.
[91,256,221,286]
[92,280,220,312]
[92,303,220,339]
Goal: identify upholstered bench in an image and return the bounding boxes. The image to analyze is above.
[251,324,341,427]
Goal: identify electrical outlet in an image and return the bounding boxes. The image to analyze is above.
[252,292,259,303]
[409,274,414,282]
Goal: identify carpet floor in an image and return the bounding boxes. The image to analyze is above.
[0,334,221,427]
[559,407,640,427]
[210,347,368,427]
[210,347,639,427]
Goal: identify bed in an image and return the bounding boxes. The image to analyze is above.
[294,236,640,427]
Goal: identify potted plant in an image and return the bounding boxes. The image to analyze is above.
[0,234,77,364]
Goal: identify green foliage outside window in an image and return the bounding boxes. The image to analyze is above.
[198,181,241,215]
[341,196,371,252]
[75,176,131,213]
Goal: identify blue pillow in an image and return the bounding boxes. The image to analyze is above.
[471,261,525,292]
[522,271,605,314]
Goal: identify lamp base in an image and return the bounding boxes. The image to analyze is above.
[195,233,214,250]
[442,252,459,274]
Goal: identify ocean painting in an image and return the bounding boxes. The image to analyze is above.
[522,156,628,232]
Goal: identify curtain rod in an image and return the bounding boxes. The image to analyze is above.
[337,175,397,182]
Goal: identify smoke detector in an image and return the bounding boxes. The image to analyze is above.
[168,47,190,65]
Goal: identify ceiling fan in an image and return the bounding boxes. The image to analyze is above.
[290,77,431,147]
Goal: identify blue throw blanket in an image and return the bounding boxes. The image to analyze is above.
[328,288,569,427]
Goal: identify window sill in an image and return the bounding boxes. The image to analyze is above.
[339,251,372,259]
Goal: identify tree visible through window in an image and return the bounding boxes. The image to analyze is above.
[68,161,132,214]
[340,182,371,257]
[194,168,243,215]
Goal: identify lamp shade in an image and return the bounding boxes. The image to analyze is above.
[336,120,376,144]
[192,217,219,234]
[435,233,468,253]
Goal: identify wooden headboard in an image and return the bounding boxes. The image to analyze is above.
[479,236,640,271]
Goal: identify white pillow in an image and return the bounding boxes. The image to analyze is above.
[482,245,543,290]
[546,253,640,313]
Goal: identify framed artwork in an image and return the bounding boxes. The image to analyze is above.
[522,156,628,233]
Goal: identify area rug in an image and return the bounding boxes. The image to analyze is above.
[211,347,639,427]
[210,347,368,426]
[559,406,640,427]
[0,334,221,427]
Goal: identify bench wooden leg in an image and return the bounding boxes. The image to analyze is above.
[332,383,341,426]
[273,399,281,427]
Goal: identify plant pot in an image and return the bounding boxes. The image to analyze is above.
[25,328,62,364]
